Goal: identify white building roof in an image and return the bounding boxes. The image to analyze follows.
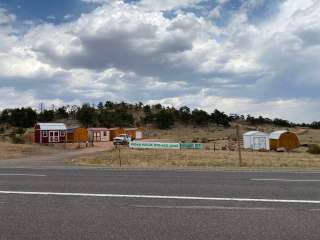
[243,131,268,136]
[269,130,288,139]
[37,123,67,131]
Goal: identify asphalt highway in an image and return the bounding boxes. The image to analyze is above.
[0,167,320,240]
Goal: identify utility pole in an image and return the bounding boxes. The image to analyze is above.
[39,102,44,113]
[236,124,243,167]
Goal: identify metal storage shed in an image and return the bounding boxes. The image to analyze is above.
[88,128,110,142]
[269,130,300,150]
[243,131,270,150]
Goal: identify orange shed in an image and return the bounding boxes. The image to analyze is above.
[108,128,125,140]
[67,128,88,143]
[269,130,300,150]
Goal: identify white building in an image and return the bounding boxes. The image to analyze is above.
[243,131,270,150]
[87,128,110,142]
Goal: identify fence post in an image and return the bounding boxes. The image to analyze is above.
[118,147,121,167]
[236,124,243,167]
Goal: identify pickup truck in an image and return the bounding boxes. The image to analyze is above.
[113,134,132,145]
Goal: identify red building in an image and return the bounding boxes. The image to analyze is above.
[34,123,67,144]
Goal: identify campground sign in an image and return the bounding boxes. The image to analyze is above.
[129,141,203,150]
[129,142,180,149]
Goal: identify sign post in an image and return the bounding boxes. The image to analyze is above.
[236,124,243,167]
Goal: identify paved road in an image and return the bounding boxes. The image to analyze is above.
[1,167,320,239]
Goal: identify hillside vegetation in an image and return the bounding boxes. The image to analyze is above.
[1,101,319,132]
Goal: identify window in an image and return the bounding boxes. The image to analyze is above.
[103,131,107,136]
[42,131,48,137]
[60,131,65,137]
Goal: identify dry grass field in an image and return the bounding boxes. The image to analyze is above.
[0,142,54,160]
[66,147,320,169]
[2,124,320,168]
[67,125,320,169]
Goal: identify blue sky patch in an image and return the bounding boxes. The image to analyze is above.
[0,0,97,24]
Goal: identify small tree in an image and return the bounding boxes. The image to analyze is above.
[178,106,191,125]
[192,109,210,126]
[38,110,55,122]
[77,104,97,127]
[154,109,175,129]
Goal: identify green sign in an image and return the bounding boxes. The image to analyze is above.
[129,141,180,150]
[180,143,203,150]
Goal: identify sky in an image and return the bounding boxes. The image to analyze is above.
[0,0,319,123]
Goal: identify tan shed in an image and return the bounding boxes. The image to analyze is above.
[123,128,144,140]
[67,128,88,143]
[88,128,110,142]
[269,130,300,150]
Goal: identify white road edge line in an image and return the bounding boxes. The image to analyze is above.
[0,174,46,177]
[251,179,320,182]
[131,205,278,211]
[0,191,320,204]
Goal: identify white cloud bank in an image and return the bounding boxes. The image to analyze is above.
[0,0,319,122]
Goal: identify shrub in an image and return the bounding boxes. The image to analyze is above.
[192,138,199,143]
[308,144,320,154]
[11,135,25,144]
[201,137,209,143]
[16,128,25,135]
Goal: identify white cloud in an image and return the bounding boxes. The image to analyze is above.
[148,92,320,123]
[0,0,320,122]
[0,8,16,24]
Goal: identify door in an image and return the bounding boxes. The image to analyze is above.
[94,132,101,142]
[136,131,142,140]
[253,137,266,150]
[101,131,110,141]
[49,131,60,143]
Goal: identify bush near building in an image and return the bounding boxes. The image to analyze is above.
[308,144,320,154]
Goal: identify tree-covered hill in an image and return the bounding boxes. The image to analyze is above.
[0,101,318,130]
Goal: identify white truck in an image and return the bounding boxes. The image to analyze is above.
[113,134,132,145]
